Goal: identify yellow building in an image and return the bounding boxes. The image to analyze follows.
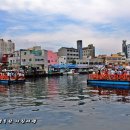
[105,53,126,65]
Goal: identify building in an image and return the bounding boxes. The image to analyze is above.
[47,50,58,65]
[58,41,95,63]
[104,53,126,65]
[122,40,130,59]
[0,39,15,61]
[8,51,20,68]
[82,44,95,58]
[0,39,15,54]
[76,56,104,65]
[43,50,48,72]
[122,40,127,58]
[58,47,79,63]
[77,40,83,59]
[126,44,130,59]
[58,56,67,64]
[8,46,47,70]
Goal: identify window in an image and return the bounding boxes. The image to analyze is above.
[29,59,32,61]
[24,52,27,55]
[35,59,40,61]
[48,60,50,63]
[22,59,26,62]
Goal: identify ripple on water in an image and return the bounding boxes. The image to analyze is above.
[64,97,80,101]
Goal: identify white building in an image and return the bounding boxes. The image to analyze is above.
[8,46,48,71]
[58,56,67,64]
[8,51,20,68]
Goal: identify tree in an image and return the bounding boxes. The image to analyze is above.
[71,59,76,64]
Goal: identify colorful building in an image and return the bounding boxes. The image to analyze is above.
[47,50,58,65]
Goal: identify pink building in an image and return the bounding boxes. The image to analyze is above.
[47,50,58,65]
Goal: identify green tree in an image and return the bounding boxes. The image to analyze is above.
[71,59,76,64]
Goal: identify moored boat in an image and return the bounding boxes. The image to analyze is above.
[87,73,130,89]
[0,70,25,84]
[63,69,79,75]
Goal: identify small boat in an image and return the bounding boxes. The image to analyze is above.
[63,69,79,75]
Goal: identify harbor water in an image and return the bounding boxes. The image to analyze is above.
[0,75,130,130]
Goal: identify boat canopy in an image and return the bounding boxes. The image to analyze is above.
[50,64,78,69]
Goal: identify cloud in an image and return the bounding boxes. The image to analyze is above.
[9,24,125,55]
[0,0,130,55]
[1,0,130,22]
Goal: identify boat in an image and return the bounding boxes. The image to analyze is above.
[0,70,25,84]
[48,72,63,76]
[0,79,25,84]
[87,79,130,89]
[63,69,79,75]
[87,73,130,89]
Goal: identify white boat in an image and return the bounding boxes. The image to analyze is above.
[63,69,79,75]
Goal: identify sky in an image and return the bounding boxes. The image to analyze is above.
[0,0,130,55]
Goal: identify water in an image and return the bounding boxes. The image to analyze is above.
[0,75,130,130]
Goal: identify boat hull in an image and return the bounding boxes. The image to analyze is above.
[87,79,130,89]
[0,80,25,84]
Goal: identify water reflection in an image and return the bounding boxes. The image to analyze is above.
[0,85,8,96]
[86,86,130,103]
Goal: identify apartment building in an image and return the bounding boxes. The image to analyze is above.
[58,47,79,63]
[8,46,48,70]
[82,44,95,58]
[0,39,15,61]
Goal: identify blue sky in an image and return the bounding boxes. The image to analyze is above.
[0,0,130,55]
